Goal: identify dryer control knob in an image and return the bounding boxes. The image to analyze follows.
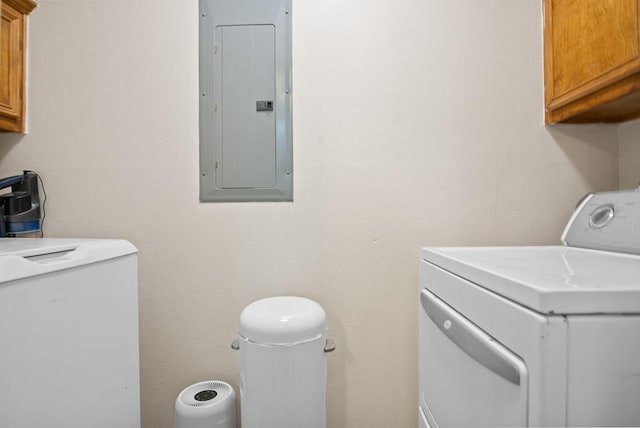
[589,204,615,229]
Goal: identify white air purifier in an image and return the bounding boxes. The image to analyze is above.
[174,380,236,428]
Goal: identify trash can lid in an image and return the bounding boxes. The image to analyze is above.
[239,296,326,345]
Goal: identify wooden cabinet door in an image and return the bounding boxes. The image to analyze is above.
[544,0,640,123]
[0,1,26,132]
[0,0,35,133]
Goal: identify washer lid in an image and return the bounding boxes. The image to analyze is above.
[0,238,138,284]
[239,296,326,345]
[0,238,101,257]
[422,246,640,315]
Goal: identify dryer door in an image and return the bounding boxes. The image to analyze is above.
[419,289,529,427]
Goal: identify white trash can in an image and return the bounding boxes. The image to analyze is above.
[233,296,333,428]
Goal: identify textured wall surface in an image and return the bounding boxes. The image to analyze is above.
[0,1,620,427]
[619,119,640,188]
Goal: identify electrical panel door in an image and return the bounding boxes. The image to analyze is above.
[217,25,276,189]
[200,0,292,202]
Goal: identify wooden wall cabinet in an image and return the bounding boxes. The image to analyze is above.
[544,0,640,124]
[0,0,36,133]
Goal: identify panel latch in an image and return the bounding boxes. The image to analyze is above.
[256,100,274,112]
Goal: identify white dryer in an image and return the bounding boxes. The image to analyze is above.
[418,189,640,427]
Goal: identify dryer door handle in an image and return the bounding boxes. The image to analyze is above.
[420,289,524,385]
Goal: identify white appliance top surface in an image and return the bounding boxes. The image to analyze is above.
[0,238,137,284]
[422,246,640,315]
[0,238,99,257]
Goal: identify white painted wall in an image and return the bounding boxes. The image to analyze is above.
[619,119,640,188]
[0,0,620,427]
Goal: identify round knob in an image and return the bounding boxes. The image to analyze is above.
[589,204,615,229]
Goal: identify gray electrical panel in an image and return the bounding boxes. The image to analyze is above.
[199,0,293,202]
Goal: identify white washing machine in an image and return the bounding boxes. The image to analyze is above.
[0,238,140,428]
[418,188,640,427]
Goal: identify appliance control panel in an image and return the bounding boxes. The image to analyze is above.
[562,188,640,255]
